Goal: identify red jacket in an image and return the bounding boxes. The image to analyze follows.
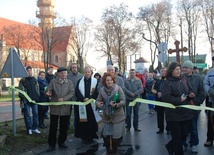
[136,73,146,88]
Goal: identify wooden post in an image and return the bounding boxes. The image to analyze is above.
[168,40,188,63]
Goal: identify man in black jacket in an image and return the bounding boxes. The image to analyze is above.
[152,67,170,134]
[182,60,206,153]
[19,66,41,135]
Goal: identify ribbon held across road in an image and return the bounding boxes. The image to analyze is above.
[129,98,214,112]
[8,86,94,106]
[9,86,214,111]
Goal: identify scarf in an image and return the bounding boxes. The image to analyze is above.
[78,76,97,97]
[78,76,97,122]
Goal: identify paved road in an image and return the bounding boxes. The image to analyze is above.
[18,103,214,155]
[0,101,22,123]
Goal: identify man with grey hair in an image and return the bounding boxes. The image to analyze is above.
[98,65,125,91]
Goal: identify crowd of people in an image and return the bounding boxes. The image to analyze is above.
[17,58,214,155]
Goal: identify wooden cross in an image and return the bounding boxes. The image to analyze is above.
[168,40,188,63]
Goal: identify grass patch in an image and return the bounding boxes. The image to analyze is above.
[0,116,74,155]
[0,94,19,101]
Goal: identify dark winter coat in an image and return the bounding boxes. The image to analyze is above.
[37,77,49,112]
[151,77,166,101]
[45,73,56,84]
[18,76,40,103]
[161,76,193,122]
[184,73,205,106]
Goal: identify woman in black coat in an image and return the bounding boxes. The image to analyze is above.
[37,71,49,129]
[161,62,195,155]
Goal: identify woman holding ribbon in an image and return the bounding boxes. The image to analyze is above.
[74,66,99,144]
[96,72,126,155]
[161,62,195,155]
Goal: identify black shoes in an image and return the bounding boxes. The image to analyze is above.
[38,124,47,129]
[156,130,164,134]
[126,128,141,132]
[156,130,170,134]
[134,128,141,132]
[165,144,173,155]
[59,144,68,149]
[126,128,130,132]
[204,141,213,147]
[46,146,56,152]
[82,139,94,144]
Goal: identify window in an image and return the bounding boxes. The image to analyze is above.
[31,54,35,61]
[55,55,58,63]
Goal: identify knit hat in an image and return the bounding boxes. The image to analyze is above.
[182,60,193,69]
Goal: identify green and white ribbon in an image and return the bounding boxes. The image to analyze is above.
[9,86,214,112]
[129,98,214,112]
[8,86,94,106]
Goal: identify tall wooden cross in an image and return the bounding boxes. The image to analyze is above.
[168,40,188,63]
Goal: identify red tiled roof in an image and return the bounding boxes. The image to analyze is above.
[22,60,58,69]
[0,17,73,53]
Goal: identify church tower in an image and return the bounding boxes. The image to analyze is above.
[36,0,56,30]
[36,0,57,68]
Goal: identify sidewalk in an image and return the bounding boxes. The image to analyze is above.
[18,103,214,155]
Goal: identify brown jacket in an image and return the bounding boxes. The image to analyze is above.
[47,78,74,116]
[96,84,126,123]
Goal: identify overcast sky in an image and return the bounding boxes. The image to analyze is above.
[0,0,162,23]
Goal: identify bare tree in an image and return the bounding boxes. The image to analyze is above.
[29,18,73,71]
[177,0,201,62]
[2,24,37,65]
[137,0,173,70]
[200,0,214,56]
[94,21,114,64]
[66,16,93,72]
[99,3,140,71]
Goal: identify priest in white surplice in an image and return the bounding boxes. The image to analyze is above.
[74,66,99,144]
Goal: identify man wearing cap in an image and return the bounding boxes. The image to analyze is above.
[46,67,74,152]
[182,60,206,153]
[204,56,214,147]
[18,66,41,135]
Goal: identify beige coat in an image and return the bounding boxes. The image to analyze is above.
[96,84,126,123]
[47,78,74,116]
